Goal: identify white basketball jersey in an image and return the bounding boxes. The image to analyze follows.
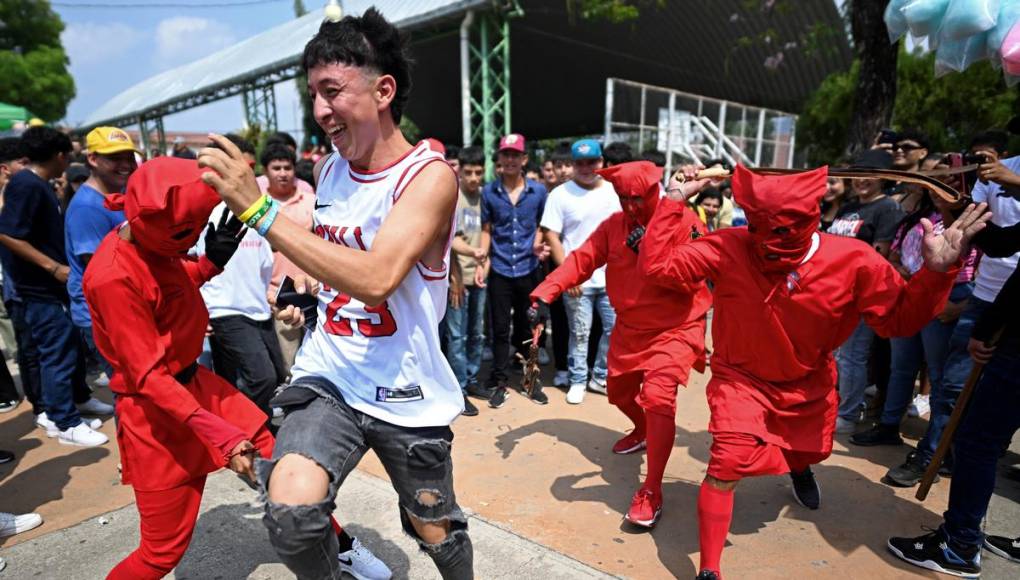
[290,141,463,427]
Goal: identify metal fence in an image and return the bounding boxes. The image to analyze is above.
[603,77,798,180]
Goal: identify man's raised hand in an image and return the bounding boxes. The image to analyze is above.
[198,133,262,216]
[921,203,991,273]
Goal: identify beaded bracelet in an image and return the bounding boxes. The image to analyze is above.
[256,200,280,237]
[238,195,270,224]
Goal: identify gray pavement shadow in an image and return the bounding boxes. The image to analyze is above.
[173,502,411,580]
[0,446,109,545]
[0,408,44,478]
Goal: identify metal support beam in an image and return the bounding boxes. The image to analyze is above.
[243,83,278,135]
[154,116,166,156]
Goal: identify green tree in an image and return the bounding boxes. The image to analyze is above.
[799,50,1018,166]
[565,0,663,24]
[0,0,75,122]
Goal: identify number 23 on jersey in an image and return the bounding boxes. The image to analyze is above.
[324,293,397,337]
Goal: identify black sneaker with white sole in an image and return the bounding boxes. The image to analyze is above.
[984,535,1020,563]
[489,385,508,409]
[790,467,820,510]
[695,570,720,580]
[461,395,479,417]
[885,450,938,488]
[887,528,981,578]
[529,384,548,405]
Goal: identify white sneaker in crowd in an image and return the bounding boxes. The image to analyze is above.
[57,423,108,447]
[587,377,608,395]
[88,372,111,389]
[553,370,569,388]
[339,536,393,580]
[0,400,17,414]
[566,383,586,405]
[272,407,284,419]
[835,417,857,434]
[0,555,6,572]
[863,384,878,398]
[36,412,101,437]
[78,397,115,416]
[0,512,43,538]
[907,394,930,418]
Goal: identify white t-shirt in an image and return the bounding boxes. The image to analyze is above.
[971,155,1020,302]
[540,178,620,288]
[195,203,275,321]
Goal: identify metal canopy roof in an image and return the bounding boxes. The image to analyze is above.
[83,0,489,128]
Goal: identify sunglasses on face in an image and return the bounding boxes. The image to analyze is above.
[893,143,924,152]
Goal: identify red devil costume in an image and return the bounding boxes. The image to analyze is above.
[83,158,347,579]
[530,161,711,527]
[638,166,960,580]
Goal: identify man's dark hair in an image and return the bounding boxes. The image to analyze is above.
[969,130,1009,154]
[265,131,297,151]
[695,187,723,206]
[703,158,733,172]
[525,161,542,176]
[295,159,315,187]
[20,127,72,163]
[260,143,297,168]
[602,142,633,166]
[896,128,930,150]
[302,8,413,124]
[459,146,484,167]
[445,144,460,161]
[0,137,26,164]
[224,133,256,157]
[640,149,666,168]
[550,143,573,164]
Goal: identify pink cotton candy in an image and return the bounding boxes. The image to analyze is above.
[1001,20,1020,74]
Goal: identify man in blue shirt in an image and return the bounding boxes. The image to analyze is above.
[0,127,107,447]
[65,127,137,403]
[478,133,549,408]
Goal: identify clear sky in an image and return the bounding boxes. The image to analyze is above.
[55,0,311,136]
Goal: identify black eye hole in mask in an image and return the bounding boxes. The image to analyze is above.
[771,226,790,236]
[171,228,194,241]
[747,224,758,234]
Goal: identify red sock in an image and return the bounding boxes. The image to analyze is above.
[616,399,646,440]
[698,482,734,577]
[643,412,675,494]
[330,515,342,536]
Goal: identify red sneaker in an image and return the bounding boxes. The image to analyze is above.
[612,432,646,454]
[625,488,662,528]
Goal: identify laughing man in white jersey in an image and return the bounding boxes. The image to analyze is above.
[198,8,472,579]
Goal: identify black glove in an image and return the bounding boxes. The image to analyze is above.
[204,210,246,269]
[626,225,645,254]
[527,300,551,329]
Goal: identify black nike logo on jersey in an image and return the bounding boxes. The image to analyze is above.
[315,201,332,210]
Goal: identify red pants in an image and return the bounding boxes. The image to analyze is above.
[706,431,830,481]
[107,427,276,579]
[608,369,682,418]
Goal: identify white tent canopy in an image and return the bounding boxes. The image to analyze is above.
[84,0,485,128]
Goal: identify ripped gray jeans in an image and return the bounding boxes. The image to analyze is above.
[257,377,473,580]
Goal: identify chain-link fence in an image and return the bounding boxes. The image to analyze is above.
[603,78,797,180]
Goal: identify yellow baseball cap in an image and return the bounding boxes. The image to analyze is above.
[86,127,140,155]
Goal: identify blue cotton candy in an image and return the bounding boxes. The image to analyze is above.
[941,0,999,41]
[903,0,951,38]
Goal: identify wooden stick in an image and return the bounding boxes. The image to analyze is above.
[915,330,1003,501]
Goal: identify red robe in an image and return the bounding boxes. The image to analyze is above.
[532,209,711,383]
[640,197,957,455]
[84,233,267,491]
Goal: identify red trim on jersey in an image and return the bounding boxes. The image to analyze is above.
[348,172,387,184]
[320,156,338,184]
[352,227,367,251]
[348,141,426,178]
[392,157,451,204]
[416,263,447,281]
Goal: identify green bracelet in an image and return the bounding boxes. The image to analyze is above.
[244,197,272,228]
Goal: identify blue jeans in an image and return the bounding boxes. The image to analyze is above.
[880,282,972,425]
[836,319,875,421]
[916,295,989,463]
[562,287,616,385]
[942,336,1020,547]
[445,285,486,391]
[24,300,83,430]
[77,325,114,378]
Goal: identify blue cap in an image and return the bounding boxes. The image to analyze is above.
[571,139,602,160]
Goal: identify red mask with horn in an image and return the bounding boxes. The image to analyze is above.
[105,157,222,256]
[596,160,663,227]
[731,164,828,274]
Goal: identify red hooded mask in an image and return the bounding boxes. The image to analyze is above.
[105,157,221,256]
[731,164,828,273]
[597,161,663,226]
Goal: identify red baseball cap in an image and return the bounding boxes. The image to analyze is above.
[498,133,525,153]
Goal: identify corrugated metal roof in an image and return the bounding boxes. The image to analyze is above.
[84,0,488,126]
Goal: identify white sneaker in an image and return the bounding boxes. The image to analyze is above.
[339,536,392,580]
[864,384,878,398]
[78,397,115,416]
[89,372,111,388]
[538,347,550,366]
[0,554,6,572]
[57,423,108,447]
[907,394,930,418]
[272,407,284,419]
[566,383,586,404]
[0,512,43,538]
[37,412,101,437]
[835,417,857,434]
[587,377,608,395]
[553,370,569,388]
